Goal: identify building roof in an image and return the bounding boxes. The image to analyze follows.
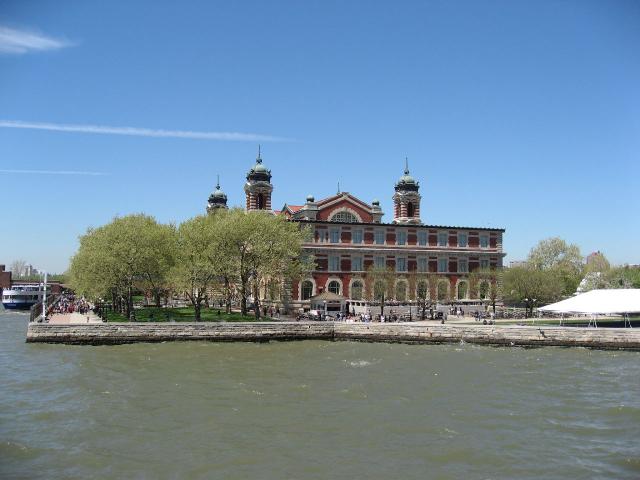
[291,218,505,232]
[310,291,347,302]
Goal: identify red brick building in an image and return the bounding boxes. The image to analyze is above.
[208,152,506,312]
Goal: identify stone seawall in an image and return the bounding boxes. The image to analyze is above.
[26,322,640,350]
[26,322,334,345]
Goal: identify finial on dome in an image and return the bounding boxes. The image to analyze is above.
[216,174,220,189]
[256,145,262,163]
[404,156,409,175]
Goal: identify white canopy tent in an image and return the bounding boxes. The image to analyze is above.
[538,289,640,327]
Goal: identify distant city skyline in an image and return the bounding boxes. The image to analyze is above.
[1,0,639,273]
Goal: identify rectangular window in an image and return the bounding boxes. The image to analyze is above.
[438,232,448,247]
[480,234,489,248]
[330,228,340,243]
[417,231,427,246]
[396,257,407,272]
[352,256,363,272]
[418,257,428,273]
[329,255,340,271]
[374,256,385,268]
[480,258,489,269]
[374,230,385,245]
[396,231,407,245]
[438,258,448,273]
[352,229,363,244]
[458,233,468,248]
[459,259,468,273]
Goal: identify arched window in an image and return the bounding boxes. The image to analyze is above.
[395,281,407,302]
[457,281,468,300]
[417,281,429,300]
[257,193,265,209]
[329,211,359,223]
[351,281,363,300]
[301,280,313,300]
[437,280,449,301]
[407,202,415,217]
[328,281,341,295]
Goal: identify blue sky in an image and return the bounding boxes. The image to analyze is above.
[1,0,639,273]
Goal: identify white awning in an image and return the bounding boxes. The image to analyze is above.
[538,289,640,315]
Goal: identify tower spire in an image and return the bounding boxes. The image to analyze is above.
[337,181,341,194]
[216,174,220,189]
[257,145,262,163]
[404,156,409,175]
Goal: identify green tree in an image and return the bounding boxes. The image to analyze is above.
[469,267,502,312]
[503,266,563,317]
[605,266,640,289]
[527,237,583,295]
[221,209,311,319]
[365,265,395,317]
[170,214,223,322]
[69,214,175,319]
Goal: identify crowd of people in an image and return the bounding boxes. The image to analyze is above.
[50,294,91,315]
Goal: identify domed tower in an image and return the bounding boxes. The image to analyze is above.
[392,158,421,224]
[207,175,228,213]
[244,146,273,211]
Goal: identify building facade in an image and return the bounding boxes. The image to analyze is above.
[207,152,506,312]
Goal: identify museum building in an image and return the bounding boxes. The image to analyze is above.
[207,151,506,312]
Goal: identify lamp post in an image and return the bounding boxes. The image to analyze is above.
[41,271,47,322]
[323,300,327,320]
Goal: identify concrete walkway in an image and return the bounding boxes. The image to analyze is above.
[48,311,103,324]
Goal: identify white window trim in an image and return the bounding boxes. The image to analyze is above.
[396,256,408,272]
[299,278,317,301]
[458,232,468,248]
[437,231,448,247]
[328,207,363,223]
[351,255,364,272]
[352,229,363,244]
[437,257,448,273]
[326,277,343,296]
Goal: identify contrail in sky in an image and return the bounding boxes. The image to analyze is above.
[0,120,291,142]
[0,26,72,54]
[0,169,108,176]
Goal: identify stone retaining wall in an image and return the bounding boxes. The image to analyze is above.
[26,322,334,345]
[26,322,640,350]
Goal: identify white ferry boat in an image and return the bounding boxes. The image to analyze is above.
[1,284,47,310]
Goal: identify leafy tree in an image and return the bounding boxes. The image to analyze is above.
[527,237,583,295]
[469,267,502,312]
[503,266,563,317]
[170,214,224,322]
[605,266,640,289]
[365,265,395,317]
[69,214,176,319]
[221,209,311,319]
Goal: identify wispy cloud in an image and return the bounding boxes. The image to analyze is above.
[0,120,291,142]
[0,169,107,176]
[0,26,72,54]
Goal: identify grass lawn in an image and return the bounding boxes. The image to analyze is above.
[105,306,274,323]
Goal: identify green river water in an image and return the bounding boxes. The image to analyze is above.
[1,310,639,479]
